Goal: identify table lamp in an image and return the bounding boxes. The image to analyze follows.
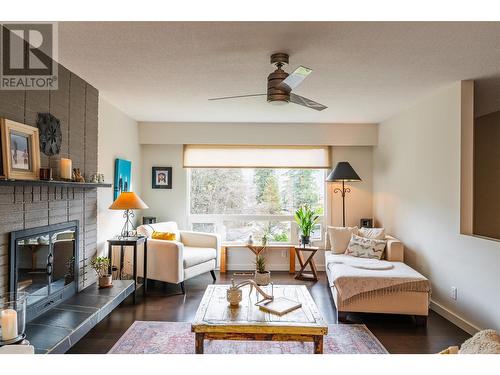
[326,161,361,227]
[109,192,149,238]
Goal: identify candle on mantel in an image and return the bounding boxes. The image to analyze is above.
[60,158,72,180]
[1,308,18,341]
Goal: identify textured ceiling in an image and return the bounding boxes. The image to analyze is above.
[58,22,500,123]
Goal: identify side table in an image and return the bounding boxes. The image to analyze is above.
[107,236,147,304]
[294,246,319,282]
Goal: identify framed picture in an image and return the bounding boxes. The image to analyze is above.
[0,118,40,180]
[114,158,132,200]
[152,167,172,189]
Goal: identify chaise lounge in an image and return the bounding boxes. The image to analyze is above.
[324,230,431,324]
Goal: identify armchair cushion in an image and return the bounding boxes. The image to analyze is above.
[137,222,180,240]
[183,246,217,268]
[152,231,176,240]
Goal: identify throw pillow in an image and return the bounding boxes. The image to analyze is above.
[359,227,386,240]
[346,234,386,260]
[152,231,177,241]
[327,226,359,254]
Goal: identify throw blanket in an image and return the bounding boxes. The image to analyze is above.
[327,255,431,304]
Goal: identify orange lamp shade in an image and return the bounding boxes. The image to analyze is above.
[109,192,148,210]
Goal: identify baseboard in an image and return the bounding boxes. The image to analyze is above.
[430,300,480,335]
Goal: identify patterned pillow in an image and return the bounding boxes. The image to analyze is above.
[346,234,386,260]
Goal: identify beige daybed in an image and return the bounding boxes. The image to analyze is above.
[324,234,431,324]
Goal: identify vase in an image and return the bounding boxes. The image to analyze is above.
[300,235,310,245]
[99,275,113,288]
[226,287,243,307]
[254,271,271,286]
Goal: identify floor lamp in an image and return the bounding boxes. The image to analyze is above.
[326,162,361,227]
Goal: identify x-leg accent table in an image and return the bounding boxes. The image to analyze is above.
[294,246,319,282]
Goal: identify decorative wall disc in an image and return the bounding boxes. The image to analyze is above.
[37,113,62,156]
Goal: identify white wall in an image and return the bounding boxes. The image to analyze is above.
[373,82,500,332]
[97,97,142,257]
[139,123,377,270]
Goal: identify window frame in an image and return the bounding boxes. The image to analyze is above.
[186,168,327,246]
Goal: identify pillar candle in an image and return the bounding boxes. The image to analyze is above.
[1,308,18,341]
[60,158,72,180]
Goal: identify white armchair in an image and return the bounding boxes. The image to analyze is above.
[136,221,220,294]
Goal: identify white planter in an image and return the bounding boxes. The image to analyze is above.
[254,271,271,286]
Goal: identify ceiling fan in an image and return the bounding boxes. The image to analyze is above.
[208,53,327,111]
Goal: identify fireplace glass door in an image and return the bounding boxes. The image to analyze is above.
[14,228,76,308]
[16,234,51,305]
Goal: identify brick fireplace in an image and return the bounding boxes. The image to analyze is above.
[0,62,100,296]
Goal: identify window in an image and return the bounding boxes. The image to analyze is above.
[188,168,325,243]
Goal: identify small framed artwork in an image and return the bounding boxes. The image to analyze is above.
[0,118,40,180]
[152,167,172,189]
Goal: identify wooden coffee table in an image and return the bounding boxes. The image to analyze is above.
[191,284,328,354]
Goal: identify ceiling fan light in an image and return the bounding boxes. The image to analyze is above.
[268,98,288,106]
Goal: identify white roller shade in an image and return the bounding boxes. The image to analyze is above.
[183,145,331,168]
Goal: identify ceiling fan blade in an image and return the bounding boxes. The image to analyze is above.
[278,66,312,92]
[208,94,266,101]
[289,93,327,111]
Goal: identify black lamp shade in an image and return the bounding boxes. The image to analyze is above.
[326,161,361,182]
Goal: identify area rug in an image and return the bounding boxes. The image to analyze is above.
[108,321,388,354]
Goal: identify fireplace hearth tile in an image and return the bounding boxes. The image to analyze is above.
[30,308,93,329]
[25,280,134,354]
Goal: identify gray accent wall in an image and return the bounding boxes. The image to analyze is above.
[0,63,99,294]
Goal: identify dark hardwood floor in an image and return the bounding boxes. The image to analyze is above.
[68,271,470,354]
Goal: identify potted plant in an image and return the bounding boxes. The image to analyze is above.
[90,256,112,288]
[294,204,320,246]
[254,254,271,286]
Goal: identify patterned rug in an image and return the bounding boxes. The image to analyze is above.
[109,321,388,354]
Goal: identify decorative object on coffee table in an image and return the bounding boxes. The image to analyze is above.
[36,113,62,156]
[294,245,319,282]
[254,254,271,286]
[109,191,149,238]
[326,161,361,227]
[90,257,113,288]
[192,284,328,354]
[226,278,273,307]
[0,118,40,180]
[294,204,320,245]
[152,166,172,189]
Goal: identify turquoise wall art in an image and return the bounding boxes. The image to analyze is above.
[114,158,132,200]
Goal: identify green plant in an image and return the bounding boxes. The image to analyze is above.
[255,255,267,274]
[272,232,289,242]
[294,204,320,237]
[90,257,110,278]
